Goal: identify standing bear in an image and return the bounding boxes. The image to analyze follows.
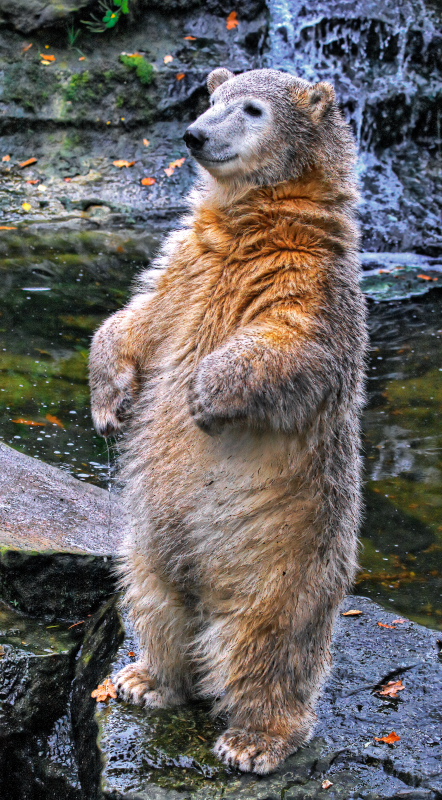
[89,68,367,774]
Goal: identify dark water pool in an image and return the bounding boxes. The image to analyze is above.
[1,242,441,629]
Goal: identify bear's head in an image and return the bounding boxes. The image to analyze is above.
[183,68,355,187]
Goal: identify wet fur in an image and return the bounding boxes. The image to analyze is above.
[89,68,367,775]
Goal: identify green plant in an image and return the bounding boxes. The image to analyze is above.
[120,53,154,85]
[82,0,130,34]
[66,21,81,47]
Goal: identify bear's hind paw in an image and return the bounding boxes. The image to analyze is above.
[113,661,184,708]
[214,729,290,775]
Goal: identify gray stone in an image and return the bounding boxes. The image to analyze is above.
[0,0,90,34]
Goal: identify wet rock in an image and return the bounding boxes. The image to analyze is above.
[0,0,90,34]
[0,443,122,616]
[96,597,442,799]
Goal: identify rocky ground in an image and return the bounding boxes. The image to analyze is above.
[0,443,441,800]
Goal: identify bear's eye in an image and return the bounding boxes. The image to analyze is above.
[244,103,263,118]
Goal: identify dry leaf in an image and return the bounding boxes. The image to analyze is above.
[184,35,197,40]
[163,54,174,64]
[227,11,239,29]
[22,43,33,53]
[19,157,38,168]
[417,274,434,280]
[12,418,46,426]
[46,413,65,428]
[141,177,156,186]
[22,202,32,211]
[392,618,406,624]
[377,680,405,698]
[0,225,17,230]
[91,678,118,703]
[113,159,136,168]
[27,179,40,185]
[40,53,56,61]
[68,620,85,629]
[79,56,86,61]
[2,155,11,162]
[342,609,363,616]
[128,651,136,657]
[374,731,401,744]
[143,138,150,146]
[169,157,186,169]
[377,622,397,629]
[322,780,333,789]
[176,72,186,80]
[164,166,175,177]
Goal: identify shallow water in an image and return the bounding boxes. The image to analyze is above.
[1,248,441,629]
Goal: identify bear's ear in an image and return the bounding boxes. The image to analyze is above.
[308,82,336,120]
[207,68,234,94]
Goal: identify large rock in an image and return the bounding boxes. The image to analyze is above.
[0,0,90,34]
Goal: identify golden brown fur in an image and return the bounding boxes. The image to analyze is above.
[89,68,367,775]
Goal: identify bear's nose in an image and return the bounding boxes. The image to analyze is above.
[183,127,207,151]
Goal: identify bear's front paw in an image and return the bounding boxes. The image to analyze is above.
[214,728,290,774]
[90,363,136,437]
[113,661,184,708]
[188,377,228,436]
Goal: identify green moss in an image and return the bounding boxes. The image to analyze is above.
[116,95,125,108]
[64,71,94,103]
[3,63,60,112]
[119,54,154,85]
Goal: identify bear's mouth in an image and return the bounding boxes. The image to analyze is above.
[196,155,238,165]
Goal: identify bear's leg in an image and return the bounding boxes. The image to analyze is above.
[209,594,339,774]
[114,572,196,708]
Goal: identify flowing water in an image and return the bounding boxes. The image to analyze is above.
[1,237,441,630]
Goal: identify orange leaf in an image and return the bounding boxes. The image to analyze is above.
[378,269,391,274]
[128,651,136,657]
[374,731,401,744]
[169,157,186,169]
[342,609,363,616]
[2,154,11,162]
[22,43,33,53]
[227,11,239,29]
[417,274,433,280]
[377,680,405,698]
[163,54,174,64]
[12,418,46,426]
[113,159,136,168]
[176,72,186,80]
[0,225,17,229]
[143,138,150,146]
[68,620,85,629]
[19,157,38,168]
[392,618,406,624]
[46,413,65,428]
[40,53,56,61]
[322,780,333,790]
[91,678,118,703]
[27,179,40,185]
[377,622,397,629]
[164,167,175,177]
[79,56,86,61]
[141,177,156,186]
[184,35,197,40]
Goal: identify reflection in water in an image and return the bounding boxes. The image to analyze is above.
[0,250,441,629]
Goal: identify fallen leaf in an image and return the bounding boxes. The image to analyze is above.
[342,609,363,616]
[46,413,65,428]
[41,60,51,65]
[22,202,32,211]
[417,274,434,280]
[163,54,174,64]
[377,680,405,698]
[40,53,56,61]
[91,678,118,703]
[68,620,85,629]
[184,35,197,40]
[141,177,156,186]
[322,780,333,790]
[22,43,33,53]
[2,155,11,162]
[377,622,397,629]
[176,72,186,80]
[143,138,150,146]
[374,731,401,744]
[113,159,136,168]
[227,10,239,29]
[19,157,38,168]
[164,166,175,177]
[392,618,407,624]
[12,418,46,426]
[27,179,40,185]
[128,651,136,657]
[79,56,86,61]
[378,269,391,274]
[0,225,17,230]
[169,157,186,169]
[37,184,47,192]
